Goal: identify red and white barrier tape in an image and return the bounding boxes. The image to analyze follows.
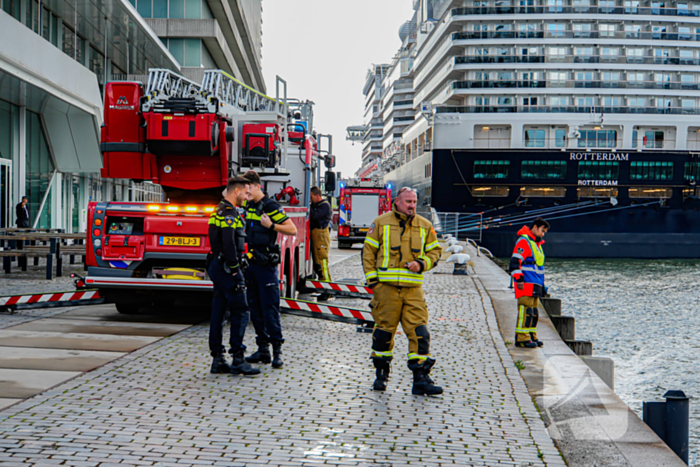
[0,290,101,307]
[281,298,373,323]
[305,280,373,295]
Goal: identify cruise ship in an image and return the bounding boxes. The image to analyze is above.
[350,0,700,258]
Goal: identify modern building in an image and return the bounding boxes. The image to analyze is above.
[0,0,263,231]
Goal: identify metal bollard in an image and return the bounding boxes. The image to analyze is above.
[643,390,690,464]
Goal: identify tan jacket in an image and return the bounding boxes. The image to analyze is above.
[362,206,442,288]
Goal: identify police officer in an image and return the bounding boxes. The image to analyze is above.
[238,170,297,369]
[309,186,333,300]
[207,176,260,376]
[362,187,443,395]
[509,217,549,348]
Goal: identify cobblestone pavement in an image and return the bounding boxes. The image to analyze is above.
[0,253,565,466]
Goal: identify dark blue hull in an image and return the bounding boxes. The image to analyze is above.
[383,149,700,258]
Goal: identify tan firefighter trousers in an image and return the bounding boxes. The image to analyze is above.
[311,227,331,282]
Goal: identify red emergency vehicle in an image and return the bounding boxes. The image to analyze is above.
[87,69,330,313]
[337,179,391,249]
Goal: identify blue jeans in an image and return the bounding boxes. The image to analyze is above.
[243,261,284,346]
[208,260,249,356]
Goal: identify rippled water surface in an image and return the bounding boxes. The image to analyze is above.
[547,259,700,466]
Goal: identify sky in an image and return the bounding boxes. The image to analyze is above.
[261,0,415,179]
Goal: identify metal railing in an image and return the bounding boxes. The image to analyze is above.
[452,5,700,16]
[452,30,700,42]
[430,209,484,242]
[454,54,700,66]
[436,105,700,115]
[451,79,700,91]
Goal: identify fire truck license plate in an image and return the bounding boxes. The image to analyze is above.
[359,228,369,232]
[159,236,201,247]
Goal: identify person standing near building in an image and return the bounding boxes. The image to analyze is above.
[15,196,29,228]
[207,176,260,376]
[309,186,333,299]
[362,186,444,396]
[239,170,297,369]
[509,217,550,348]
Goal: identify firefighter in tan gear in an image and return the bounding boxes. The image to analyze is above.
[362,187,443,395]
[309,186,333,300]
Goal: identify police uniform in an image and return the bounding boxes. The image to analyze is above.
[508,225,546,348]
[207,199,259,375]
[362,205,444,395]
[310,199,332,282]
[238,195,289,368]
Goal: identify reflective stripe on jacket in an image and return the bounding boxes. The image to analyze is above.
[509,225,545,298]
[362,206,442,288]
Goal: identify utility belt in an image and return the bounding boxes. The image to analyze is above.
[204,251,250,275]
[248,244,281,267]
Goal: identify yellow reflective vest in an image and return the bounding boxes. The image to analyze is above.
[362,207,442,288]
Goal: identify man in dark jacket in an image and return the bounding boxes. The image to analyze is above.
[15,196,29,228]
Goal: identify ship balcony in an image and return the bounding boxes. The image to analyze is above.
[453,55,700,67]
[451,5,700,18]
[451,30,700,42]
[450,79,700,91]
[435,105,700,115]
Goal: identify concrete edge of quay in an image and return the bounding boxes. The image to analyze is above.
[467,243,687,467]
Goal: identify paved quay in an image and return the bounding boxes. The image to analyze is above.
[0,245,566,466]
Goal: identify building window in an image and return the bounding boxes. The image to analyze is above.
[62,24,75,59]
[472,186,509,197]
[630,161,674,180]
[578,130,617,148]
[555,129,567,147]
[578,187,618,198]
[474,160,510,179]
[578,161,620,179]
[520,187,566,197]
[521,160,566,179]
[524,130,545,147]
[629,187,673,198]
[25,111,55,228]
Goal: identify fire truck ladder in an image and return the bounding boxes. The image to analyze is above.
[200,70,279,114]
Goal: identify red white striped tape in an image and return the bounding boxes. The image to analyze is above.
[281,298,374,322]
[0,290,101,307]
[306,280,373,295]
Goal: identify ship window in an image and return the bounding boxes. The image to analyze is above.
[629,187,673,198]
[578,161,620,179]
[683,187,699,199]
[644,131,664,148]
[520,187,566,197]
[630,161,674,181]
[521,161,567,179]
[577,130,617,148]
[684,162,700,181]
[472,186,509,197]
[555,129,567,147]
[524,130,545,147]
[474,160,510,179]
[577,187,619,198]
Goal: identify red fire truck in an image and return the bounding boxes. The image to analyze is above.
[85,69,338,313]
[337,179,391,249]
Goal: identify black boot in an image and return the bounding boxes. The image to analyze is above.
[372,358,391,391]
[230,350,261,376]
[271,341,284,369]
[408,357,443,396]
[210,354,231,374]
[245,344,272,364]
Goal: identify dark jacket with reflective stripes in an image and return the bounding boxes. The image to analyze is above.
[243,195,289,248]
[208,199,245,267]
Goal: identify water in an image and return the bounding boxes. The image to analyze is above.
[547,259,700,466]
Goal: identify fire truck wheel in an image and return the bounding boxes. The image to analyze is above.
[115,302,141,315]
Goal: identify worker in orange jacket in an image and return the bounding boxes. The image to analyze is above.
[508,217,550,348]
